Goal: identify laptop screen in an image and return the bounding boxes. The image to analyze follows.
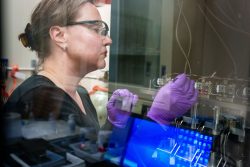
[105,115,214,167]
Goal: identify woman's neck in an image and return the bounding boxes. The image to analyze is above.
[38,68,87,114]
[37,51,88,114]
[39,54,88,93]
[38,67,81,95]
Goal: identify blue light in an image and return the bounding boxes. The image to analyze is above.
[106,117,214,167]
[178,135,183,139]
[200,134,204,139]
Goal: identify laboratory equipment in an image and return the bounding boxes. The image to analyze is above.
[108,0,250,166]
[104,114,214,167]
[4,138,85,167]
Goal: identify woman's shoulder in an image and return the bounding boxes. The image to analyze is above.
[5,75,63,104]
[20,74,55,88]
[12,75,54,94]
[3,75,70,116]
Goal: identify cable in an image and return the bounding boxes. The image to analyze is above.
[225,0,238,22]
[222,160,227,167]
[216,156,223,167]
[215,152,236,167]
[177,0,193,75]
[197,4,238,77]
[223,131,230,162]
[175,0,192,75]
[213,1,238,27]
[206,3,250,37]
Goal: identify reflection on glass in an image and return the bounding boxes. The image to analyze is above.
[109,1,250,166]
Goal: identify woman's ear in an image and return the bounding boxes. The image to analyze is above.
[49,26,67,50]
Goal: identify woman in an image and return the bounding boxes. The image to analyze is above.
[4,0,116,133]
[4,0,198,135]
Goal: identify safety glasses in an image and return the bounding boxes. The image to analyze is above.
[67,20,109,36]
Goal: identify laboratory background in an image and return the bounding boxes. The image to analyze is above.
[1,0,250,166]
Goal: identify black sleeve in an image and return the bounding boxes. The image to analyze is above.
[4,86,76,120]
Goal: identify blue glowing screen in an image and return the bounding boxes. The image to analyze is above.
[122,118,213,167]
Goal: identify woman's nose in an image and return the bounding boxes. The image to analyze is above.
[103,35,112,46]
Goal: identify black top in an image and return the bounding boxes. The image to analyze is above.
[4,75,103,131]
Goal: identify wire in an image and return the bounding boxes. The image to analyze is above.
[175,0,192,75]
[205,3,250,37]
[213,1,238,27]
[197,5,238,76]
[177,0,193,75]
[223,131,230,162]
[222,160,227,167]
[215,151,236,167]
[216,157,223,167]
[225,0,238,22]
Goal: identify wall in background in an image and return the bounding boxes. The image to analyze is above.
[2,0,40,68]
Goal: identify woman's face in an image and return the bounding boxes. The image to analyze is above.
[66,2,112,73]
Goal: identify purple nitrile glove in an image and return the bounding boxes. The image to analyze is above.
[147,73,198,125]
[107,89,138,128]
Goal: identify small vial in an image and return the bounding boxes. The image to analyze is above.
[68,114,76,133]
[49,112,58,134]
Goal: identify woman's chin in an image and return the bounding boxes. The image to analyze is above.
[97,61,106,69]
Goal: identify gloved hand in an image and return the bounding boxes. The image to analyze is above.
[147,73,198,125]
[107,89,138,128]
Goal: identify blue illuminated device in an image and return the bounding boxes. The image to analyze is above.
[105,114,214,167]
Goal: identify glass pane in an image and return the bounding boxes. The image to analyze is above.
[108,0,250,166]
